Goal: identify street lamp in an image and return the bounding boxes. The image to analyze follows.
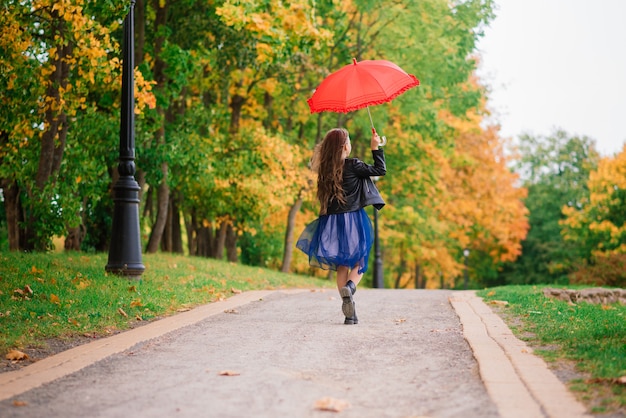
[463,248,470,290]
[372,176,383,288]
[105,1,145,279]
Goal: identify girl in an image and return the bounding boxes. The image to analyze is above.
[297,128,386,324]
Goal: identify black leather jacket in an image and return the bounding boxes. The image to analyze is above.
[326,149,387,215]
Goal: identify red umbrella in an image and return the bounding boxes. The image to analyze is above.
[307,58,420,145]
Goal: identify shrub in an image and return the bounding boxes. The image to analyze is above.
[569,253,626,287]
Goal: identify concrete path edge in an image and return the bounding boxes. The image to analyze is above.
[450,290,591,418]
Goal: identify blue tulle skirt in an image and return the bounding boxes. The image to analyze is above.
[296,208,373,274]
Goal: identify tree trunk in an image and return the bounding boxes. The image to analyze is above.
[146,161,169,253]
[185,209,197,256]
[24,12,71,250]
[145,0,169,254]
[415,263,424,289]
[262,91,273,131]
[163,192,183,253]
[229,93,245,134]
[225,223,237,262]
[142,185,153,220]
[281,191,304,273]
[35,17,70,192]
[0,179,22,251]
[215,221,228,259]
[200,221,215,257]
[394,245,406,289]
[134,0,145,67]
[160,193,173,252]
[64,225,85,251]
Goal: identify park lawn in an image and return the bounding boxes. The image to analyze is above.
[0,251,332,357]
[479,286,626,416]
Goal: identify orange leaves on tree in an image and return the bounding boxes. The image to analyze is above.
[438,109,529,265]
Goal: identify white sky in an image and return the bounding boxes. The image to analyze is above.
[476,0,626,157]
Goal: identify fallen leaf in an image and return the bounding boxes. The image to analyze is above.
[130,299,143,307]
[50,294,60,305]
[395,318,406,324]
[118,308,128,318]
[128,285,137,292]
[487,290,496,297]
[30,266,43,274]
[314,397,350,412]
[231,287,242,294]
[617,376,626,385]
[13,400,27,407]
[135,314,143,321]
[24,285,33,295]
[6,350,29,361]
[224,309,239,314]
[68,318,79,326]
[76,281,89,290]
[219,370,240,376]
[490,300,509,306]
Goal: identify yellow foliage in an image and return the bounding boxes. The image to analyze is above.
[561,144,626,256]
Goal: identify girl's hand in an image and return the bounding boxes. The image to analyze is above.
[371,133,381,150]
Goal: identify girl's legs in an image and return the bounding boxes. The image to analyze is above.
[337,264,362,324]
[348,266,363,287]
[336,266,350,292]
[335,264,362,291]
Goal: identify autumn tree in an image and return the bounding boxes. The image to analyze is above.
[1,0,123,251]
[561,145,626,285]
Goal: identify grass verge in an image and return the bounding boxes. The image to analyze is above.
[1,251,331,367]
[479,285,626,416]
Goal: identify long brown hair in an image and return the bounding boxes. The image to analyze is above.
[312,128,348,215]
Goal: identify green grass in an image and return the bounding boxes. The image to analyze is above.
[0,251,332,354]
[479,285,626,415]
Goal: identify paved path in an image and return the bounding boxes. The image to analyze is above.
[0,289,590,418]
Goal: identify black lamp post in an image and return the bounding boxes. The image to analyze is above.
[105,0,145,279]
[463,248,470,290]
[372,177,383,288]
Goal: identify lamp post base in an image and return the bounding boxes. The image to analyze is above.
[105,176,145,279]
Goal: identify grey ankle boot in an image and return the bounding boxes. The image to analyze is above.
[344,303,358,325]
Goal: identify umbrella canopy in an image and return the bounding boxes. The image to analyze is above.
[307,58,420,114]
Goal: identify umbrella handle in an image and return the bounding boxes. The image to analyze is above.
[368,107,387,147]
